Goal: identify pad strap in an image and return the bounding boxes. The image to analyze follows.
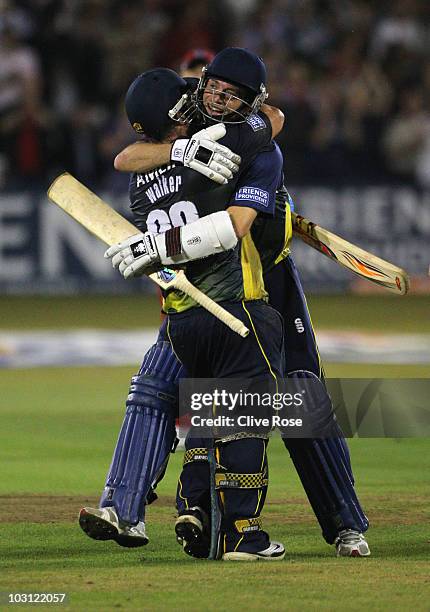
[234,517,263,534]
[183,447,208,466]
[215,471,268,489]
[217,432,269,443]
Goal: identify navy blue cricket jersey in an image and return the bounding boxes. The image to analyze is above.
[128,113,283,312]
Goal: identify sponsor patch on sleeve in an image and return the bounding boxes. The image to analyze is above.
[246,114,267,132]
[236,186,269,207]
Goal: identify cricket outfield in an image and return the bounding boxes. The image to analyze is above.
[0,295,429,611]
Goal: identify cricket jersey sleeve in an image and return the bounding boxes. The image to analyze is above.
[219,112,272,158]
[229,142,284,216]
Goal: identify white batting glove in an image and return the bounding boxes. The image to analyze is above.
[170,124,241,184]
[104,232,159,279]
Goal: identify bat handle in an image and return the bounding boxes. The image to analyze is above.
[173,274,250,338]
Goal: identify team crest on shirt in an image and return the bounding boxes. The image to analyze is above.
[246,114,266,131]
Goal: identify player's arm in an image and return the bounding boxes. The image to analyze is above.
[105,210,239,279]
[106,205,259,280]
[227,207,257,238]
[114,142,171,173]
[114,103,284,177]
[226,143,284,237]
[114,125,240,184]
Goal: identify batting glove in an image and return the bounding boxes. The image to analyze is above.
[105,232,158,279]
[170,124,241,184]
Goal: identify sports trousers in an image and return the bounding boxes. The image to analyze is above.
[178,256,369,544]
[169,299,284,553]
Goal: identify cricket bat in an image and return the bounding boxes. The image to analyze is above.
[292,212,409,295]
[207,447,222,560]
[47,173,249,337]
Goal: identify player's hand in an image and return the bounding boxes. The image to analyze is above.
[170,124,241,184]
[104,232,159,279]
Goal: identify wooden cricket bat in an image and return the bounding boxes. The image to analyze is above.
[47,172,249,337]
[292,212,409,295]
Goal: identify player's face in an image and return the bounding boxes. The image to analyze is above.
[203,78,244,118]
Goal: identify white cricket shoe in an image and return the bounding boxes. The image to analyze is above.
[335,529,370,557]
[79,506,148,548]
[223,541,285,561]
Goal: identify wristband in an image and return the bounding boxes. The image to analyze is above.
[170,139,188,164]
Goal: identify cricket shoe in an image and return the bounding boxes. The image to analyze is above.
[335,529,370,557]
[78,506,149,548]
[175,506,210,558]
[223,541,285,562]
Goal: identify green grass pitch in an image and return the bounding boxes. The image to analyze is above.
[0,295,429,610]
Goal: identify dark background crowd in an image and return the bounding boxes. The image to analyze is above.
[1,0,430,192]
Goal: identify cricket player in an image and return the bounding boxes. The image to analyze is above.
[80,49,288,561]
[168,52,370,559]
